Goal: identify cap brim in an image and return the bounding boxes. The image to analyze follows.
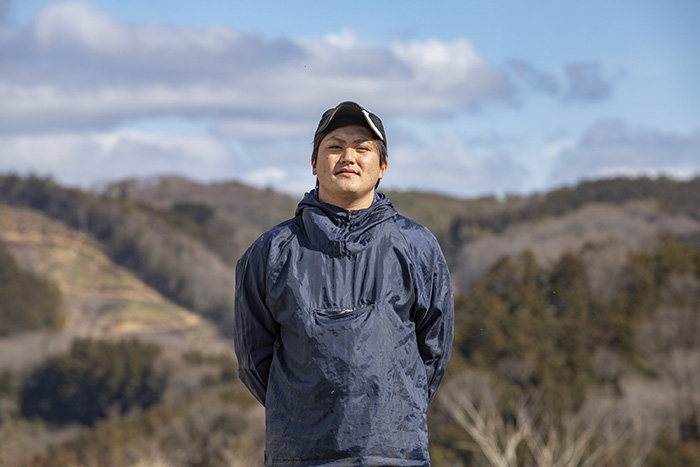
[316,102,384,141]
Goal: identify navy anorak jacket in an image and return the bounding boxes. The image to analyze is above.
[234,191,453,466]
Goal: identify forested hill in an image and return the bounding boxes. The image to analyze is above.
[1,173,699,331]
[1,173,700,466]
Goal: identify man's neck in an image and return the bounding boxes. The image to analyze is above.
[317,189,375,211]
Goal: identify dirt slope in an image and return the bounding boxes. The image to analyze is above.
[0,205,227,371]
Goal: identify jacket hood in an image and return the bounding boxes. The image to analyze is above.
[295,190,397,256]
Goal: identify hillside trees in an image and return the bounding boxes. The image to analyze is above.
[0,238,64,336]
[3,173,700,465]
[445,234,700,465]
[450,176,700,245]
[0,175,234,330]
[454,250,597,410]
[115,175,299,266]
[20,338,168,426]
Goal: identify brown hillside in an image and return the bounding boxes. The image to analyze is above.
[114,176,700,295]
[452,200,700,288]
[1,175,699,465]
[0,205,227,372]
[111,176,298,265]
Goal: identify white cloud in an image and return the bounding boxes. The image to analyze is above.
[388,38,512,111]
[507,60,561,96]
[0,82,258,133]
[33,1,130,52]
[323,29,359,49]
[0,1,513,134]
[382,135,531,197]
[563,62,615,102]
[0,130,233,186]
[506,60,617,103]
[392,38,484,82]
[0,1,696,198]
[549,121,700,186]
[212,119,310,141]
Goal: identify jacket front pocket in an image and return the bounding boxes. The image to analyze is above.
[313,304,374,325]
[308,304,378,383]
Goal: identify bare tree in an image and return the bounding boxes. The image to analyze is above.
[437,371,648,467]
[438,371,526,467]
[158,399,260,467]
[519,396,630,467]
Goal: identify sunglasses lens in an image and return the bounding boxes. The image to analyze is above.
[317,109,335,133]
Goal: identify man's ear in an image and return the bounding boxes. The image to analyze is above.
[378,158,388,180]
[311,155,317,175]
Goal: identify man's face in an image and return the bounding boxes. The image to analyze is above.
[312,125,387,210]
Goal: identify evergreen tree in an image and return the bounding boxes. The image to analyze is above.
[21,338,167,426]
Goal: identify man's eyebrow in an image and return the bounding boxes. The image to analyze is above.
[326,135,373,145]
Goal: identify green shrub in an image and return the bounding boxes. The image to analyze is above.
[20,338,168,426]
[453,235,700,414]
[0,239,64,336]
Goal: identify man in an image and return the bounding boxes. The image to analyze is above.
[234,101,453,466]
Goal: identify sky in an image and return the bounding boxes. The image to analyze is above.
[1,0,698,199]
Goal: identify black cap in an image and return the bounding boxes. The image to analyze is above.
[314,101,386,145]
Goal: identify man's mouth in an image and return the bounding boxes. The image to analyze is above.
[336,169,358,175]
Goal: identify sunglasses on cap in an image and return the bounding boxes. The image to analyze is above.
[315,101,386,143]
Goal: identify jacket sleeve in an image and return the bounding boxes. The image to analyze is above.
[412,236,454,406]
[233,241,279,406]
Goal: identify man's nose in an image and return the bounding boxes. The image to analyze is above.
[340,148,356,163]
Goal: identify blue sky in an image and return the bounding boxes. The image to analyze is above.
[1,0,698,198]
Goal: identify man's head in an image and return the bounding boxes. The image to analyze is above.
[311,102,388,210]
[312,101,387,167]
